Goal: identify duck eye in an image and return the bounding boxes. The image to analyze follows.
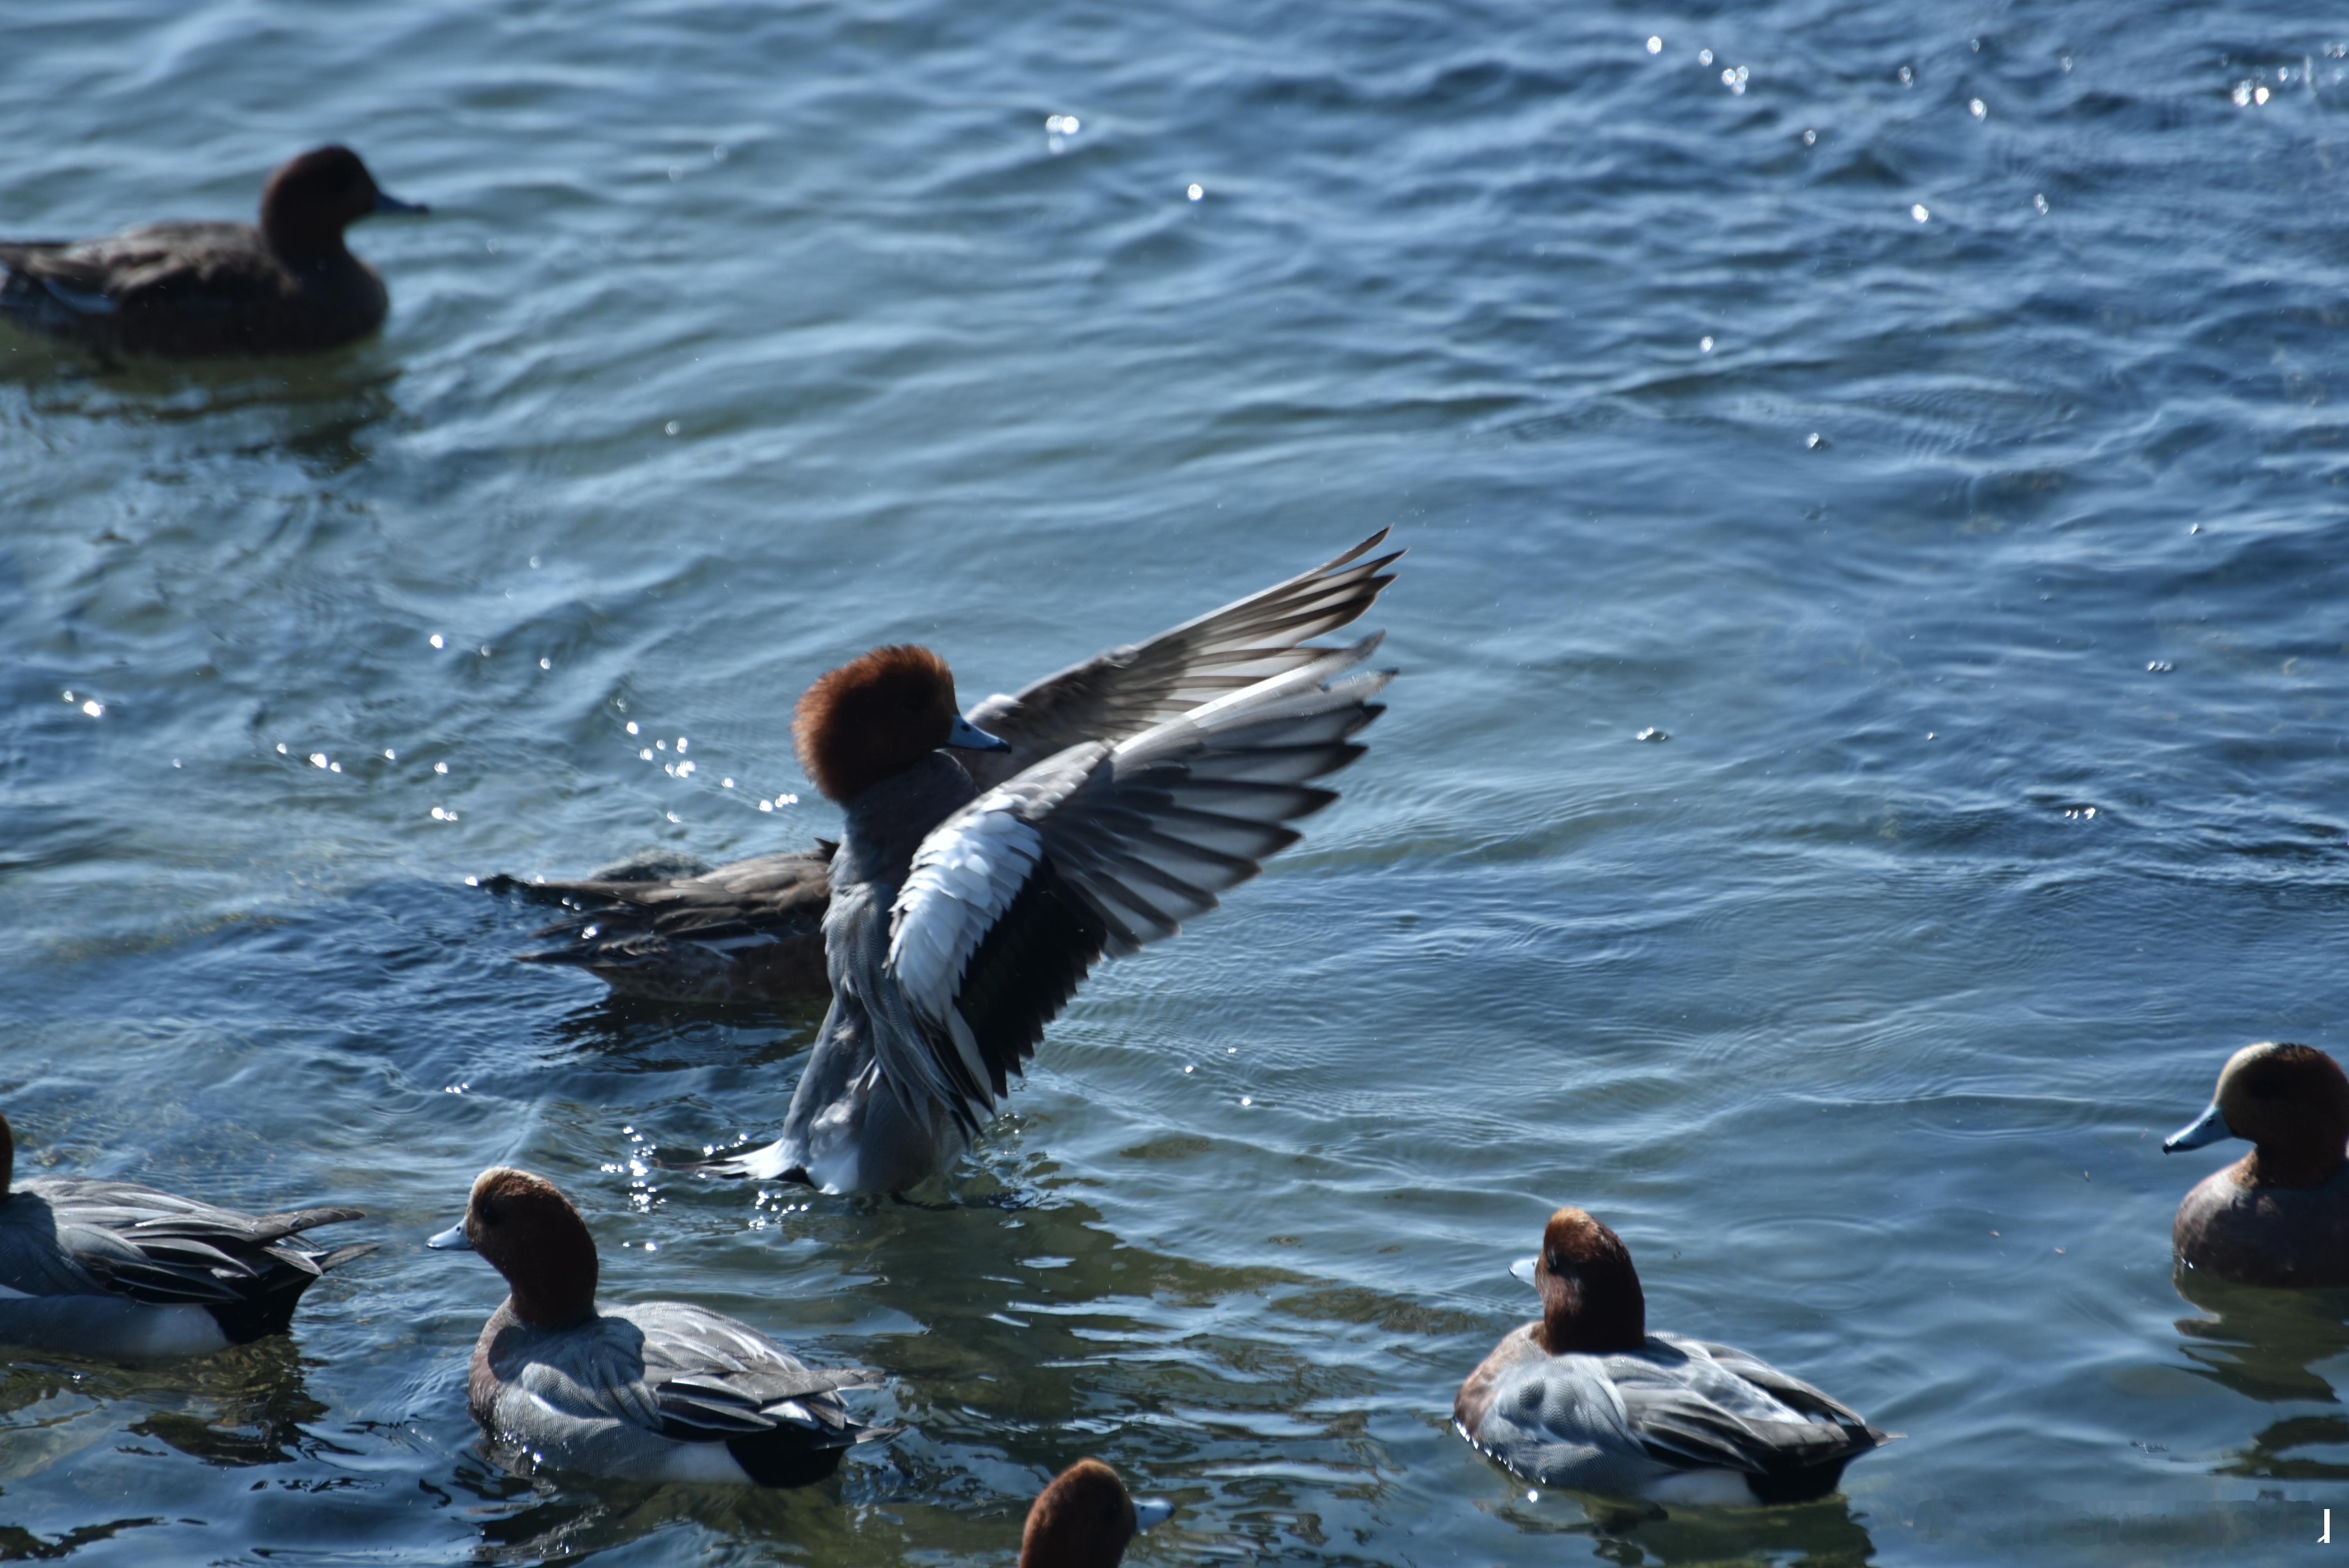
[478,1199,501,1226]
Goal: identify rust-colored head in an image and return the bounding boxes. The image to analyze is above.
[1532,1207,1647,1355]
[793,644,966,801]
[259,146,423,262]
[1021,1458,1143,1568]
[447,1167,599,1329]
[2171,1042,2349,1190]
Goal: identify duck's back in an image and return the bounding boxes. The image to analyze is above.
[1463,1330,1882,1503]
[0,220,386,356]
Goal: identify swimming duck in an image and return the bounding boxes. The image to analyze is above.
[2165,1041,2349,1287]
[503,531,1399,1007]
[1454,1208,1892,1504]
[686,536,1397,1192]
[0,1110,372,1359]
[427,1166,893,1484]
[1022,1458,1173,1568]
[0,145,426,358]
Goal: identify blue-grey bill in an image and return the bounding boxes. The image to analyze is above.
[1133,1498,1174,1531]
[426,1221,473,1250]
[2163,1103,2233,1153]
[374,191,429,215]
[1509,1255,1538,1287]
[948,714,1011,751]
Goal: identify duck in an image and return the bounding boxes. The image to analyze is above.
[2164,1041,2349,1287]
[499,531,1399,1005]
[1022,1458,1174,1568]
[0,1110,372,1359]
[0,145,426,358]
[426,1165,893,1484]
[681,535,1398,1192]
[1454,1208,1893,1504]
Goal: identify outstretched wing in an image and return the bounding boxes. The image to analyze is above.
[959,531,1400,792]
[878,636,1392,1136]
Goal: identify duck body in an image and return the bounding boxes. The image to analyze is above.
[434,1166,891,1486]
[2167,1042,2349,1287]
[2174,1164,2349,1288]
[467,1296,886,1486]
[501,533,1398,1009]
[1456,1325,1884,1505]
[0,1164,371,1360]
[1456,1208,1889,1505]
[779,752,986,1192]
[0,146,423,358]
[706,601,1397,1194]
[507,846,835,1004]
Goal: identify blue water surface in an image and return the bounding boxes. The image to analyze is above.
[5,0,2349,1562]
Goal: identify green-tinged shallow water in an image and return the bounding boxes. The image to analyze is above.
[5,0,2349,1562]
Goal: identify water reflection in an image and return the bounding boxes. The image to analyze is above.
[0,343,403,478]
[2176,1266,2349,1479]
[1483,1488,1879,1565]
[0,1335,335,1472]
[2173,1266,2349,1405]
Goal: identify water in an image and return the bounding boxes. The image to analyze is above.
[4,0,2347,1561]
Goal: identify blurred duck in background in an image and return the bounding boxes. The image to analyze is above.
[0,144,425,358]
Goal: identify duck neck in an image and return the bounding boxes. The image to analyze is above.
[260,201,353,269]
[835,752,976,891]
[1536,1261,1646,1355]
[2244,1139,2347,1191]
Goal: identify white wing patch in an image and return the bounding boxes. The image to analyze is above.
[888,793,1047,1023]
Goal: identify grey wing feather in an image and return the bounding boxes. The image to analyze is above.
[960,530,1400,791]
[882,635,1392,1133]
[625,1302,878,1440]
[6,1180,364,1307]
[1676,1336,1871,1425]
[1611,1343,1885,1476]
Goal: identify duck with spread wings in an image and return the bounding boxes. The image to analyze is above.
[689,533,1399,1192]
[507,533,1398,1008]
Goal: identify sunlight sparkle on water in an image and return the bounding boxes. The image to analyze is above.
[1645,36,1661,53]
[1187,183,1204,201]
[1911,203,1930,222]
